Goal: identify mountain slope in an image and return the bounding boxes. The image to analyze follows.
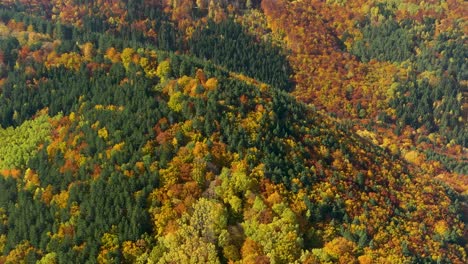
[0,1,466,263]
[0,45,464,263]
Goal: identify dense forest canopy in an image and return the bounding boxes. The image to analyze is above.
[0,0,466,263]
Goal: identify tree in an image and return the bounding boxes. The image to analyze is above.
[120,47,135,70]
[81,42,95,61]
[189,198,227,243]
[243,200,302,263]
[156,59,171,82]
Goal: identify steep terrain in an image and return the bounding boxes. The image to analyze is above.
[0,1,466,263]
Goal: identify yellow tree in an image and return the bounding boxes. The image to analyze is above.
[243,199,302,263]
[120,47,135,70]
[154,198,226,263]
[80,42,95,61]
[156,59,171,82]
[97,228,120,264]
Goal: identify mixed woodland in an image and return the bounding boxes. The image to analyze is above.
[0,0,466,263]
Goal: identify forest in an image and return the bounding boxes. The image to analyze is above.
[0,0,466,263]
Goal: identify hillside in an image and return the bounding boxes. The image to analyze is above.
[0,1,466,263]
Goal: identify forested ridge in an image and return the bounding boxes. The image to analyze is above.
[0,1,466,263]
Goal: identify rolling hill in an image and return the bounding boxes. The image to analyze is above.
[0,1,466,263]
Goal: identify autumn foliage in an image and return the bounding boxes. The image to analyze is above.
[0,1,466,263]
